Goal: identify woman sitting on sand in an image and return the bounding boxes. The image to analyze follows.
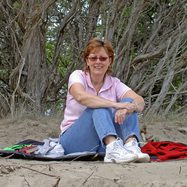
[59,38,150,163]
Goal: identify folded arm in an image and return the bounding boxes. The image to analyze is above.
[121,90,145,113]
[69,83,132,110]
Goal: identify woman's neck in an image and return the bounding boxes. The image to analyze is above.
[90,73,105,92]
[90,74,104,86]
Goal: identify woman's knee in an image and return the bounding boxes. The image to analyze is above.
[126,112,138,121]
[120,97,134,103]
[92,108,112,117]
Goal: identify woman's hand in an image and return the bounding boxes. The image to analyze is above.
[115,109,128,125]
[114,102,137,124]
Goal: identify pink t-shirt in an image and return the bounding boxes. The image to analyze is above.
[60,70,131,133]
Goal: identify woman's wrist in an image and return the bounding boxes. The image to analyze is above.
[133,102,139,112]
[132,101,145,112]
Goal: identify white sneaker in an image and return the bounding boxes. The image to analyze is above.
[124,139,150,163]
[104,138,137,163]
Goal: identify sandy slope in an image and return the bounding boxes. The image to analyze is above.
[0,117,187,187]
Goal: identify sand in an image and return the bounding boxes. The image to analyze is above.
[0,116,187,187]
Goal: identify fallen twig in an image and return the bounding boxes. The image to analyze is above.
[179,166,181,174]
[24,176,31,187]
[53,177,60,187]
[82,171,94,185]
[21,165,60,178]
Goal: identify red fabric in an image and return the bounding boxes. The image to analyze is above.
[17,145,38,154]
[141,141,187,161]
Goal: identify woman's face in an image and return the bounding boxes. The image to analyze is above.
[86,47,111,77]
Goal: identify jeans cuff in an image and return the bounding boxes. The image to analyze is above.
[101,133,118,147]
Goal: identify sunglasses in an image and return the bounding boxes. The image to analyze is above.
[88,56,109,62]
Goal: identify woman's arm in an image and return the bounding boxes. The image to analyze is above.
[69,83,130,110]
[121,90,145,113]
[114,90,145,124]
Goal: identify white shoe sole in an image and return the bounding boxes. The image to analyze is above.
[104,155,138,163]
[135,155,150,163]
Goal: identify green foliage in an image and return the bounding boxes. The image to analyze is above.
[58,53,72,77]
[46,41,55,63]
[0,69,8,76]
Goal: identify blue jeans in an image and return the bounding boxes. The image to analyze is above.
[59,98,141,154]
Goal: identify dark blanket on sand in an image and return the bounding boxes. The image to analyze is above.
[1,139,187,162]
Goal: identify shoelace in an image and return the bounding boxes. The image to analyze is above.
[114,141,132,155]
[130,141,142,153]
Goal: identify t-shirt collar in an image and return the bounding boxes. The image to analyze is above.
[85,72,113,91]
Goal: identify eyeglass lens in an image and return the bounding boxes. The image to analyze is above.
[88,56,108,61]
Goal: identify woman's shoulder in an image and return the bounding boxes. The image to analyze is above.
[69,70,87,83]
[70,70,86,78]
[71,69,84,75]
[107,74,121,83]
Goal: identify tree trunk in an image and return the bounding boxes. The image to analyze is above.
[23,26,48,112]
